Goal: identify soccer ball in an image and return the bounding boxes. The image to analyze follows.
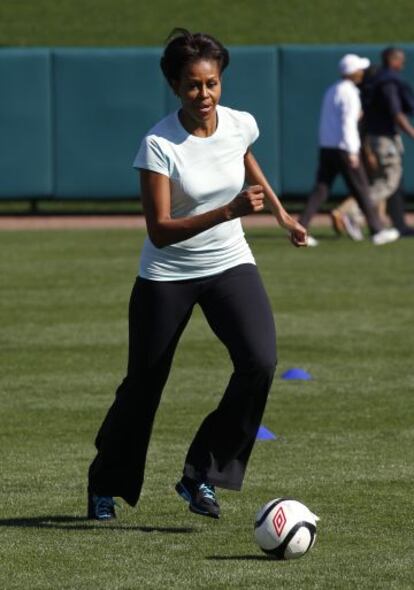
[254,498,319,560]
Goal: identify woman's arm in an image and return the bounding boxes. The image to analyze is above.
[244,150,308,247]
[140,169,265,248]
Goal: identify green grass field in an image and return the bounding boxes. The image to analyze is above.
[1,0,414,46]
[1,226,413,589]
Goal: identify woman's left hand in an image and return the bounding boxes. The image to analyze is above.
[278,212,308,248]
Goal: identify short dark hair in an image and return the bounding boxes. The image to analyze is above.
[160,28,230,86]
[381,46,403,67]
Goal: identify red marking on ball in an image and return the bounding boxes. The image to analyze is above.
[273,506,287,537]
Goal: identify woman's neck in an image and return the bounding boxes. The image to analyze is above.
[178,109,218,138]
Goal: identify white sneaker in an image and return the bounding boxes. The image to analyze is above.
[307,235,319,247]
[372,228,400,246]
[342,213,364,241]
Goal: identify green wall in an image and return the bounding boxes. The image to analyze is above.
[1,45,413,200]
[0,49,52,197]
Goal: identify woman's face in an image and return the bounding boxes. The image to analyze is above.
[173,59,222,127]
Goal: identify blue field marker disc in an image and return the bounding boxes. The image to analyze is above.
[256,425,277,440]
[281,368,312,380]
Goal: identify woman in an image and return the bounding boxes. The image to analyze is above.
[87,29,307,521]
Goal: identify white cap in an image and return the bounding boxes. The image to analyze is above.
[339,54,370,75]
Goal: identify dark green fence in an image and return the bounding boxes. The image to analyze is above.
[1,45,413,200]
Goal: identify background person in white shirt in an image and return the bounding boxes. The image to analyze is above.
[299,54,399,246]
[87,29,307,522]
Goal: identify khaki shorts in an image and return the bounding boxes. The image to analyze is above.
[366,135,404,203]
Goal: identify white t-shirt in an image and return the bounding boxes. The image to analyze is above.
[319,79,362,154]
[133,105,259,281]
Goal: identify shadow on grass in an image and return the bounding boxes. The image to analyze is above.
[206,555,274,561]
[0,515,196,533]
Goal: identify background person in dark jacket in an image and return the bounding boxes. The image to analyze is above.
[363,47,414,236]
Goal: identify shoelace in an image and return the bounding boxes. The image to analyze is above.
[95,496,115,517]
[199,483,216,502]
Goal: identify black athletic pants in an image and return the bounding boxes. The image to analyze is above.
[299,148,383,234]
[88,263,277,506]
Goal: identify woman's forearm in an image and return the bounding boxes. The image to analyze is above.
[244,150,287,223]
[243,150,307,247]
[145,206,232,248]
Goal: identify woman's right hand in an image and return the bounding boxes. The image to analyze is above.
[226,185,265,219]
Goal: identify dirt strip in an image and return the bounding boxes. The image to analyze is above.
[0,212,412,231]
[0,213,333,231]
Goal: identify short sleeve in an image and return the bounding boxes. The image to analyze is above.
[132,135,172,177]
[238,111,260,150]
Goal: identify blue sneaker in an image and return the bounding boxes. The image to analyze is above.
[87,488,116,521]
[175,476,220,519]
